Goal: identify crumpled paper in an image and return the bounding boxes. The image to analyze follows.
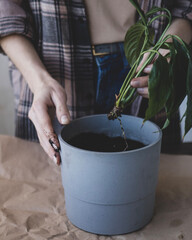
[0,135,192,240]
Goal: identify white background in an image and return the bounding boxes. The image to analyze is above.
[0,55,14,136]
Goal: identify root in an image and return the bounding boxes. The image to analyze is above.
[107,106,123,120]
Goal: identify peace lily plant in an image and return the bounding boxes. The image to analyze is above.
[108,0,192,137]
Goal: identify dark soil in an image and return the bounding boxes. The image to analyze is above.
[67,132,145,152]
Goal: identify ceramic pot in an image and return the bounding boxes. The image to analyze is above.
[59,114,162,235]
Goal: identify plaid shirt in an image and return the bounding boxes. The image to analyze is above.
[0,0,191,141]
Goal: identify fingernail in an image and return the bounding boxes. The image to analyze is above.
[53,154,57,165]
[131,80,139,87]
[144,67,151,73]
[137,88,144,93]
[49,139,60,152]
[61,115,69,124]
[144,64,152,73]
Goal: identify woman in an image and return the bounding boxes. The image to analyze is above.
[0,0,191,165]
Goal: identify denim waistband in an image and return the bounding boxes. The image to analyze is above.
[93,42,124,55]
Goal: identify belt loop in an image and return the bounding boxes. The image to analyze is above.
[92,45,109,56]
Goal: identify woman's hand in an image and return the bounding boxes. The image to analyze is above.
[130,18,192,99]
[28,77,70,165]
[0,35,70,165]
[130,48,169,98]
[130,52,153,99]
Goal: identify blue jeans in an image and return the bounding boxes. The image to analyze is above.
[94,42,131,113]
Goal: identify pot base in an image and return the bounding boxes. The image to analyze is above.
[64,191,155,235]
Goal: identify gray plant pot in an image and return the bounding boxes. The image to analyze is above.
[59,114,162,235]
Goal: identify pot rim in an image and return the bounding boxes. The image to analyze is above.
[58,114,162,155]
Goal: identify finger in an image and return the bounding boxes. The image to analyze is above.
[143,64,153,74]
[137,87,149,98]
[42,136,61,165]
[137,53,157,73]
[51,92,70,125]
[31,99,61,149]
[131,76,148,88]
[42,127,61,164]
[29,108,61,165]
[40,133,61,165]
[32,100,53,131]
[29,108,54,158]
[137,52,150,72]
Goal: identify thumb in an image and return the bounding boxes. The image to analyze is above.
[52,92,71,125]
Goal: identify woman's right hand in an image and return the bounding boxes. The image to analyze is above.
[0,35,70,165]
[28,77,70,165]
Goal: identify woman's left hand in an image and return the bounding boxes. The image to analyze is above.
[130,59,153,98]
[130,49,169,98]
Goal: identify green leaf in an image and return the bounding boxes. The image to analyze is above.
[129,0,146,25]
[144,54,171,121]
[124,22,154,66]
[162,118,170,130]
[165,38,188,120]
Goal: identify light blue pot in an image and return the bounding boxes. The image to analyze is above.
[59,114,162,235]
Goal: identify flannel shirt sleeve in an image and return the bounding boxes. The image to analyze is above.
[0,0,35,53]
[171,0,192,23]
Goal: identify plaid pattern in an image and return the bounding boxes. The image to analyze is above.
[139,0,192,41]
[0,0,191,141]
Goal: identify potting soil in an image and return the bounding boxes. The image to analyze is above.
[67,132,145,152]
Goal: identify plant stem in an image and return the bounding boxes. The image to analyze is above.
[115,5,172,110]
[129,0,147,26]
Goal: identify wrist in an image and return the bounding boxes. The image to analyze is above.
[165,19,192,44]
[26,68,54,93]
